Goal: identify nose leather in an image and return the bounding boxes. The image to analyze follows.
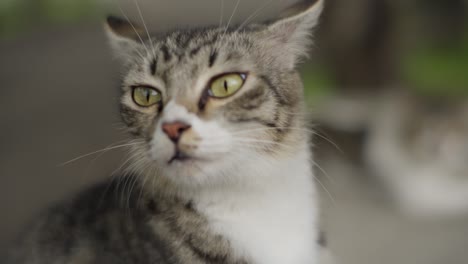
[162,121,191,142]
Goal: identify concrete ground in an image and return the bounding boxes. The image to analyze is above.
[1,23,468,263]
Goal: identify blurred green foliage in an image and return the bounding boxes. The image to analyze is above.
[0,0,104,38]
[403,36,468,96]
[0,0,30,37]
[42,0,103,21]
[301,65,336,102]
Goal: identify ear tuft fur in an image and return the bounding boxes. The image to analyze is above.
[264,0,324,69]
[105,15,145,41]
[104,15,145,62]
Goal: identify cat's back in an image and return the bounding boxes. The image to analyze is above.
[6,177,170,264]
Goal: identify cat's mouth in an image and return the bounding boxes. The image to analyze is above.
[168,150,194,164]
[167,149,212,165]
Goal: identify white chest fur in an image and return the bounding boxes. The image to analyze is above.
[194,148,319,264]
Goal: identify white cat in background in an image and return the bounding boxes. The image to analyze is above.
[315,91,468,217]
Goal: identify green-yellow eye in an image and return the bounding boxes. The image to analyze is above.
[208,73,246,98]
[132,86,162,107]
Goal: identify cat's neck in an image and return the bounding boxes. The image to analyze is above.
[194,145,319,264]
[193,144,315,205]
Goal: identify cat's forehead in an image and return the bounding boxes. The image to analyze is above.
[128,28,257,83]
[162,26,257,49]
[155,28,255,66]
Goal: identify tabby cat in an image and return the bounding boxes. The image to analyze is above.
[7,0,328,263]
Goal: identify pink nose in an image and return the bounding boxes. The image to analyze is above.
[161,121,191,142]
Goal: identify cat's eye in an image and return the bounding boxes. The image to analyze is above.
[208,73,246,98]
[132,86,162,107]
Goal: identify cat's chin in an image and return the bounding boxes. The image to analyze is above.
[157,153,237,188]
[167,151,207,165]
[163,156,214,178]
[167,157,204,167]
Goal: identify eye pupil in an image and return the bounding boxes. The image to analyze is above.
[132,86,162,107]
[208,73,246,99]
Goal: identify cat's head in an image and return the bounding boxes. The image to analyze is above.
[105,0,323,189]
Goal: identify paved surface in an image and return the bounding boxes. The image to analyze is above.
[316,145,468,264]
[1,23,468,263]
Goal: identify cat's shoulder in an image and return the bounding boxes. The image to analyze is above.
[38,175,144,221]
[6,175,150,264]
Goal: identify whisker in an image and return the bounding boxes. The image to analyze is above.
[137,171,151,207]
[112,123,129,132]
[311,127,344,153]
[121,157,147,207]
[229,126,343,154]
[313,174,336,205]
[58,141,145,166]
[98,150,143,208]
[119,174,133,208]
[78,139,133,181]
[115,1,151,58]
[309,158,336,185]
[89,139,141,164]
[112,150,142,179]
[236,0,275,31]
[150,165,160,197]
[126,166,146,208]
[219,0,225,27]
[231,138,295,150]
[279,109,312,117]
[112,153,140,199]
[131,0,157,59]
[215,0,241,51]
[224,0,241,35]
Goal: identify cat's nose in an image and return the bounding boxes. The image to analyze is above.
[162,121,191,143]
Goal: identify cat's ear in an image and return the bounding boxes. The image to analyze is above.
[104,16,145,61]
[263,0,324,69]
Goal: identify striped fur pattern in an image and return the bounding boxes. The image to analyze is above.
[8,179,245,264]
[7,1,326,263]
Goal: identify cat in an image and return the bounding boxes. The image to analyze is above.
[6,0,329,263]
[314,90,468,217]
[365,92,468,217]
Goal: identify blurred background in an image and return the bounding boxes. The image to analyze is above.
[1,0,468,263]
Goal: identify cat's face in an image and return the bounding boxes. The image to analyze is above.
[106,0,323,188]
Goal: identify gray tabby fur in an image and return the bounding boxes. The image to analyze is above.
[6,0,327,263]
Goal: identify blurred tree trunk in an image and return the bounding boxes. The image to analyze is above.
[420,0,467,48]
[318,0,397,91]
